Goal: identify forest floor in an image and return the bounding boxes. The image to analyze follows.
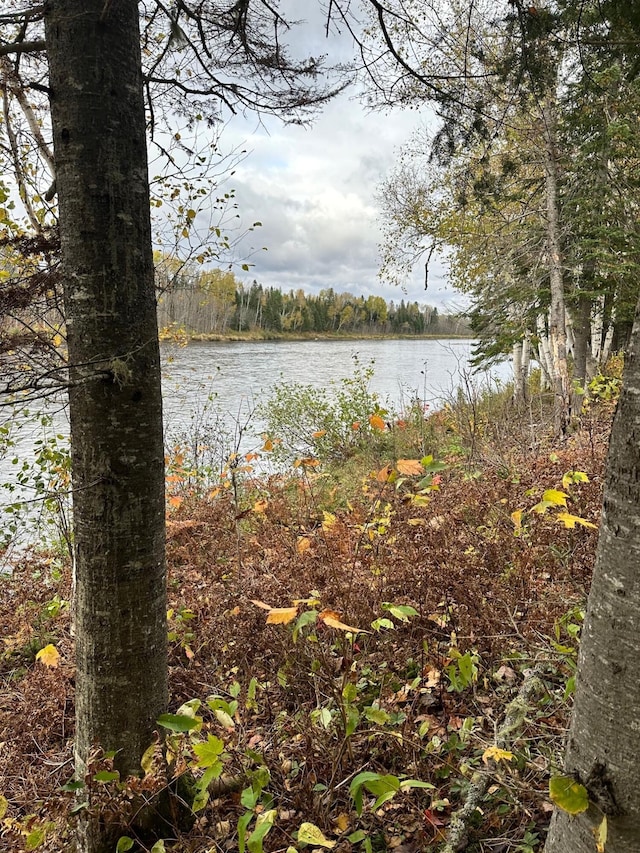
[0,381,616,853]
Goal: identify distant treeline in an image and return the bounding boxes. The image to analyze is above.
[155,263,469,337]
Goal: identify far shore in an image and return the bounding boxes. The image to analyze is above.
[159,329,473,344]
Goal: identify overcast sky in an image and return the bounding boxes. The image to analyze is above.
[206,6,463,313]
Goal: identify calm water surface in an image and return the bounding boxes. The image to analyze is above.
[162,338,509,436]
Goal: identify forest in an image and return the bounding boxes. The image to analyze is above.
[155,263,467,338]
[1,3,640,853]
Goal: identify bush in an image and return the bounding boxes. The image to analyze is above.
[257,357,391,466]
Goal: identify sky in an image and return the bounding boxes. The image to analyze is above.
[201,7,463,313]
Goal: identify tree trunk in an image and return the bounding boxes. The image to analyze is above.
[572,293,592,413]
[542,95,571,434]
[45,2,167,850]
[545,296,640,852]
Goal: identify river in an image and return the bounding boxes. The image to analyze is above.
[1,338,510,552]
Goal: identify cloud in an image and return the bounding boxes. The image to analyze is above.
[220,91,459,309]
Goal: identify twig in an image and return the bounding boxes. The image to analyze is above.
[438,667,546,853]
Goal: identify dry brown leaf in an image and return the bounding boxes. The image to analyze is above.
[319,609,367,633]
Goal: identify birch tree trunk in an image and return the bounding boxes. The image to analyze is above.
[45,2,167,850]
[542,94,571,434]
[545,296,640,852]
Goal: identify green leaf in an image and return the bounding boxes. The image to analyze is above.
[382,603,418,622]
[364,706,391,725]
[549,775,589,814]
[193,734,225,768]
[151,842,167,853]
[399,779,435,791]
[116,838,135,853]
[25,826,46,851]
[157,713,200,732]
[347,830,368,844]
[238,810,254,853]
[297,822,336,848]
[247,809,277,853]
[92,770,119,783]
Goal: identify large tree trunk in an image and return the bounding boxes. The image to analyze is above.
[45,2,167,850]
[545,296,640,851]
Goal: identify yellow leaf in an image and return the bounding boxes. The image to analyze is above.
[369,414,386,431]
[262,438,273,452]
[556,512,597,529]
[298,822,336,848]
[52,333,63,348]
[396,459,424,476]
[0,794,8,819]
[542,489,569,507]
[319,609,367,633]
[322,511,337,531]
[594,816,607,853]
[208,488,221,500]
[407,518,426,527]
[36,644,60,668]
[297,537,311,555]
[266,607,298,625]
[334,813,350,832]
[482,746,514,765]
[253,499,268,513]
[511,509,523,529]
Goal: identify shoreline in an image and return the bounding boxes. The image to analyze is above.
[159,330,473,344]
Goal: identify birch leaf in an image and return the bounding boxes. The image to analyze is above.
[549,775,589,814]
[298,822,336,848]
[36,644,60,668]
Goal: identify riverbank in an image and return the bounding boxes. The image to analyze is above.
[159,327,473,344]
[0,379,618,852]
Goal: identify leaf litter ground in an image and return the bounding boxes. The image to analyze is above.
[0,410,611,852]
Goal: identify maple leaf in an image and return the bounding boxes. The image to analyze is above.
[396,459,424,476]
[36,644,60,668]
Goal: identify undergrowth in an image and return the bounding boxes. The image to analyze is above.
[0,366,618,853]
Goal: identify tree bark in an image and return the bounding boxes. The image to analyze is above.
[45,2,167,850]
[545,295,640,852]
[542,94,571,434]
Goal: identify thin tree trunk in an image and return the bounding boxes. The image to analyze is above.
[572,293,592,412]
[45,2,167,850]
[545,296,640,852]
[542,95,571,434]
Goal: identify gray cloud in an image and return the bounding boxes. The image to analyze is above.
[220,92,460,309]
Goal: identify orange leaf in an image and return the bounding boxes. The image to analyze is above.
[168,495,183,509]
[253,499,269,513]
[369,414,386,431]
[266,607,299,625]
[352,422,361,431]
[376,464,392,482]
[312,430,327,439]
[245,452,259,462]
[396,459,424,476]
[262,438,274,452]
[297,537,311,555]
[36,643,60,668]
[319,609,367,633]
